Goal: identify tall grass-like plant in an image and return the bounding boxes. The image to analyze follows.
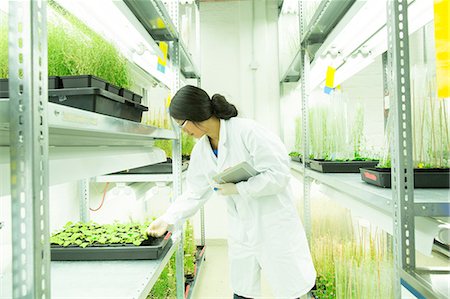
[0,2,131,88]
[310,197,394,298]
[0,14,7,78]
[378,64,450,169]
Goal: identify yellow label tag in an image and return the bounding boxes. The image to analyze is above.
[157,42,168,66]
[166,94,172,107]
[434,0,450,98]
[325,66,336,88]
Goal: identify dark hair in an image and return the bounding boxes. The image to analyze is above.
[169,85,238,121]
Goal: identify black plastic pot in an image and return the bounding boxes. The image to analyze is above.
[60,75,107,90]
[360,167,450,188]
[119,88,134,100]
[48,76,62,89]
[51,232,172,261]
[106,83,120,95]
[132,93,143,104]
[310,159,379,173]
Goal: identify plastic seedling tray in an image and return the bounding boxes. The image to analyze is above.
[309,159,379,173]
[48,76,62,89]
[116,159,189,174]
[290,155,302,163]
[185,245,206,299]
[60,75,107,90]
[119,88,134,100]
[51,232,173,261]
[106,83,121,95]
[48,87,148,122]
[360,167,450,188]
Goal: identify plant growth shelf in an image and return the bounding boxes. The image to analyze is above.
[309,159,379,173]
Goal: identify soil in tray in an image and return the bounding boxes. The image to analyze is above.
[360,167,450,188]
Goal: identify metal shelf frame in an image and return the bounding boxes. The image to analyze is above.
[292,0,449,298]
[4,1,201,299]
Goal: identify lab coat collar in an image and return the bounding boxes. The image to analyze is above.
[217,119,229,170]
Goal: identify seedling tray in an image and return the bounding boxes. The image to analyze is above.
[119,88,134,101]
[310,159,379,173]
[51,232,172,261]
[60,75,107,90]
[106,83,121,95]
[117,160,189,174]
[48,87,148,122]
[290,155,302,163]
[0,76,62,97]
[360,167,450,188]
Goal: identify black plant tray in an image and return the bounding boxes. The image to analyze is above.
[309,159,379,173]
[60,75,107,90]
[51,232,172,261]
[360,167,450,188]
[48,87,148,122]
[116,159,189,174]
[0,76,62,98]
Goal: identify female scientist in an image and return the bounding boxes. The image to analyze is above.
[146,85,316,299]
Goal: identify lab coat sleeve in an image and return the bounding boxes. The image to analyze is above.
[235,123,291,199]
[160,148,212,228]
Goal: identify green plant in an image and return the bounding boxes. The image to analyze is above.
[50,221,152,248]
[184,220,197,277]
[0,14,7,78]
[148,255,176,299]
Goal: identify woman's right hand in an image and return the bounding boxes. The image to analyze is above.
[146,217,169,237]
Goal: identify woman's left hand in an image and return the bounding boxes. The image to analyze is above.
[214,183,239,196]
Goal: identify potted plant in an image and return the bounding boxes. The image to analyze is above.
[360,65,449,188]
[308,90,379,173]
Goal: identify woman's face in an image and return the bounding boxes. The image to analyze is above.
[174,119,205,139]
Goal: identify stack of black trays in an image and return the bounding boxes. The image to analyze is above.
[0,75,147,122]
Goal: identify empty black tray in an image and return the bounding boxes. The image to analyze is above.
[117,160,189,174]
[48,87,148,122]
[310,159,379,173]
[360,167,450,188]
[51,232,173,261]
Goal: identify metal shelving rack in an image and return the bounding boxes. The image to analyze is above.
[2,1,201,298]
[282,0,449,298]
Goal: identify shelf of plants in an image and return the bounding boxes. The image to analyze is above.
[50,239,179,299]
[282,0,449,298]
[95,168,188,183]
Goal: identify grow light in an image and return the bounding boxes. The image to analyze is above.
[54,0,163,58]
[309,0,433,90]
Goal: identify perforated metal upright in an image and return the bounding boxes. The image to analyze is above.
[299,0,312,242]
[8,1,50,298]
[166,1,185,298]
[386,0,416,298]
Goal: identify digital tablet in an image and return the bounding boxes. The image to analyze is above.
[212,162,259,184]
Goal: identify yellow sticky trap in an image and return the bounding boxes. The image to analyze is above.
[166,94,172,108]
[157,42,168,66]
[434,0,450,98]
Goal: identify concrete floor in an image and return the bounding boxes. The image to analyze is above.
[191,243,274,299]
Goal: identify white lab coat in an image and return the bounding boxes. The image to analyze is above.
[161,117,316,298]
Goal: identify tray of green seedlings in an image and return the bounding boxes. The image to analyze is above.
[50,221,172,261]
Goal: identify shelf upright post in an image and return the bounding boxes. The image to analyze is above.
[9,0,51,298]
[197,77,206,247]
[386,0,416,297]
[299,0,312,243]
[79,179,90,222]
[167,1,185,298]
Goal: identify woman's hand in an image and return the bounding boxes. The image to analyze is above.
[214,183,238,196]
[146,217,169,237]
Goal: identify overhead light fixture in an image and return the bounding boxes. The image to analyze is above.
[310,0,434,90]
[54,0,163,58]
